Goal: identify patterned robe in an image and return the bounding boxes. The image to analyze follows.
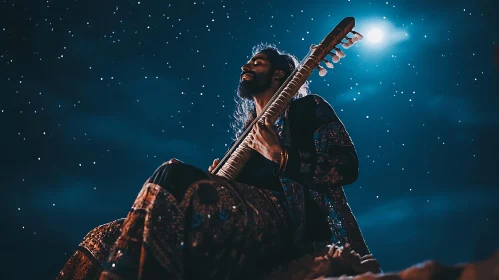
[273,94,370,255]
[57,94,374,280]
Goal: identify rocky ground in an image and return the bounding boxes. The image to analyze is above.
[265,244,499,280]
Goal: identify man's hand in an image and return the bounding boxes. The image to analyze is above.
[358,254,382,274]
[248,117,282,163]
[208,158,220,172]
[328,243,382,274]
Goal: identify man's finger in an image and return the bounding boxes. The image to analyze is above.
[360,258,378,265]
[264,117,272,127]
[255,119,263,129]
[261,119,270,130]
[342,243,351,254]
[360,254,373,261]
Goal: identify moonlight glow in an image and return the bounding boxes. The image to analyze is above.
[367,28,384,43]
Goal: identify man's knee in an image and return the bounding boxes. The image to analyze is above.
[148,159,209,200]
[149,159,183,187]
[163,158,182,166]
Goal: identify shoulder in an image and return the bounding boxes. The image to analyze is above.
[289,94,337,120]
[290,94,332,109]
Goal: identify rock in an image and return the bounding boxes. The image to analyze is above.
[265,244,499,280]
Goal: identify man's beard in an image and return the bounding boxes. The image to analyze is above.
[237,71,273,100]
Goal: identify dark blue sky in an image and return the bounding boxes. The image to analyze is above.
[1,0,498,279]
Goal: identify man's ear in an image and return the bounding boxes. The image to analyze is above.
[273,70,285,80]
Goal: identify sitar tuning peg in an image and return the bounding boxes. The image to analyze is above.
[316,65,327,77]
[342,41,351,49]
[334,48,346,58]
[323,59,334,69]
[352,31,364,41]
[347,36,360,45]
[329,52,340,63]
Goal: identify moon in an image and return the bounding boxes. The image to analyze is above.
[367,28,384,44]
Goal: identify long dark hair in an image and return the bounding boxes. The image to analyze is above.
[231,43,310,138]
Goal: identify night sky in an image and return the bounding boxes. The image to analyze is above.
[1,0,498,279]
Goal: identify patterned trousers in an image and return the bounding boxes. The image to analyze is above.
[57,161,294,280]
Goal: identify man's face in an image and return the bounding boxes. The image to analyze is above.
[237,52,274,100]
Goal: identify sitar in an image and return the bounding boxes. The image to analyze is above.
[212,17,363,180]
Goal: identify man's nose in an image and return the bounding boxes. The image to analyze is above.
[241,64,250,72]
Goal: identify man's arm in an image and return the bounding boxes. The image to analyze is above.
[278,95,359,189]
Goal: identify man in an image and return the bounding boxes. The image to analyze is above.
[58,43,379,280]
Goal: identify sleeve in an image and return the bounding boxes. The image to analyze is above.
[276,95,359,189]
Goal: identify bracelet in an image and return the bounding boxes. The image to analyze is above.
[278,149,285,171]
[278,148,288,176]
[283,147,289,173]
